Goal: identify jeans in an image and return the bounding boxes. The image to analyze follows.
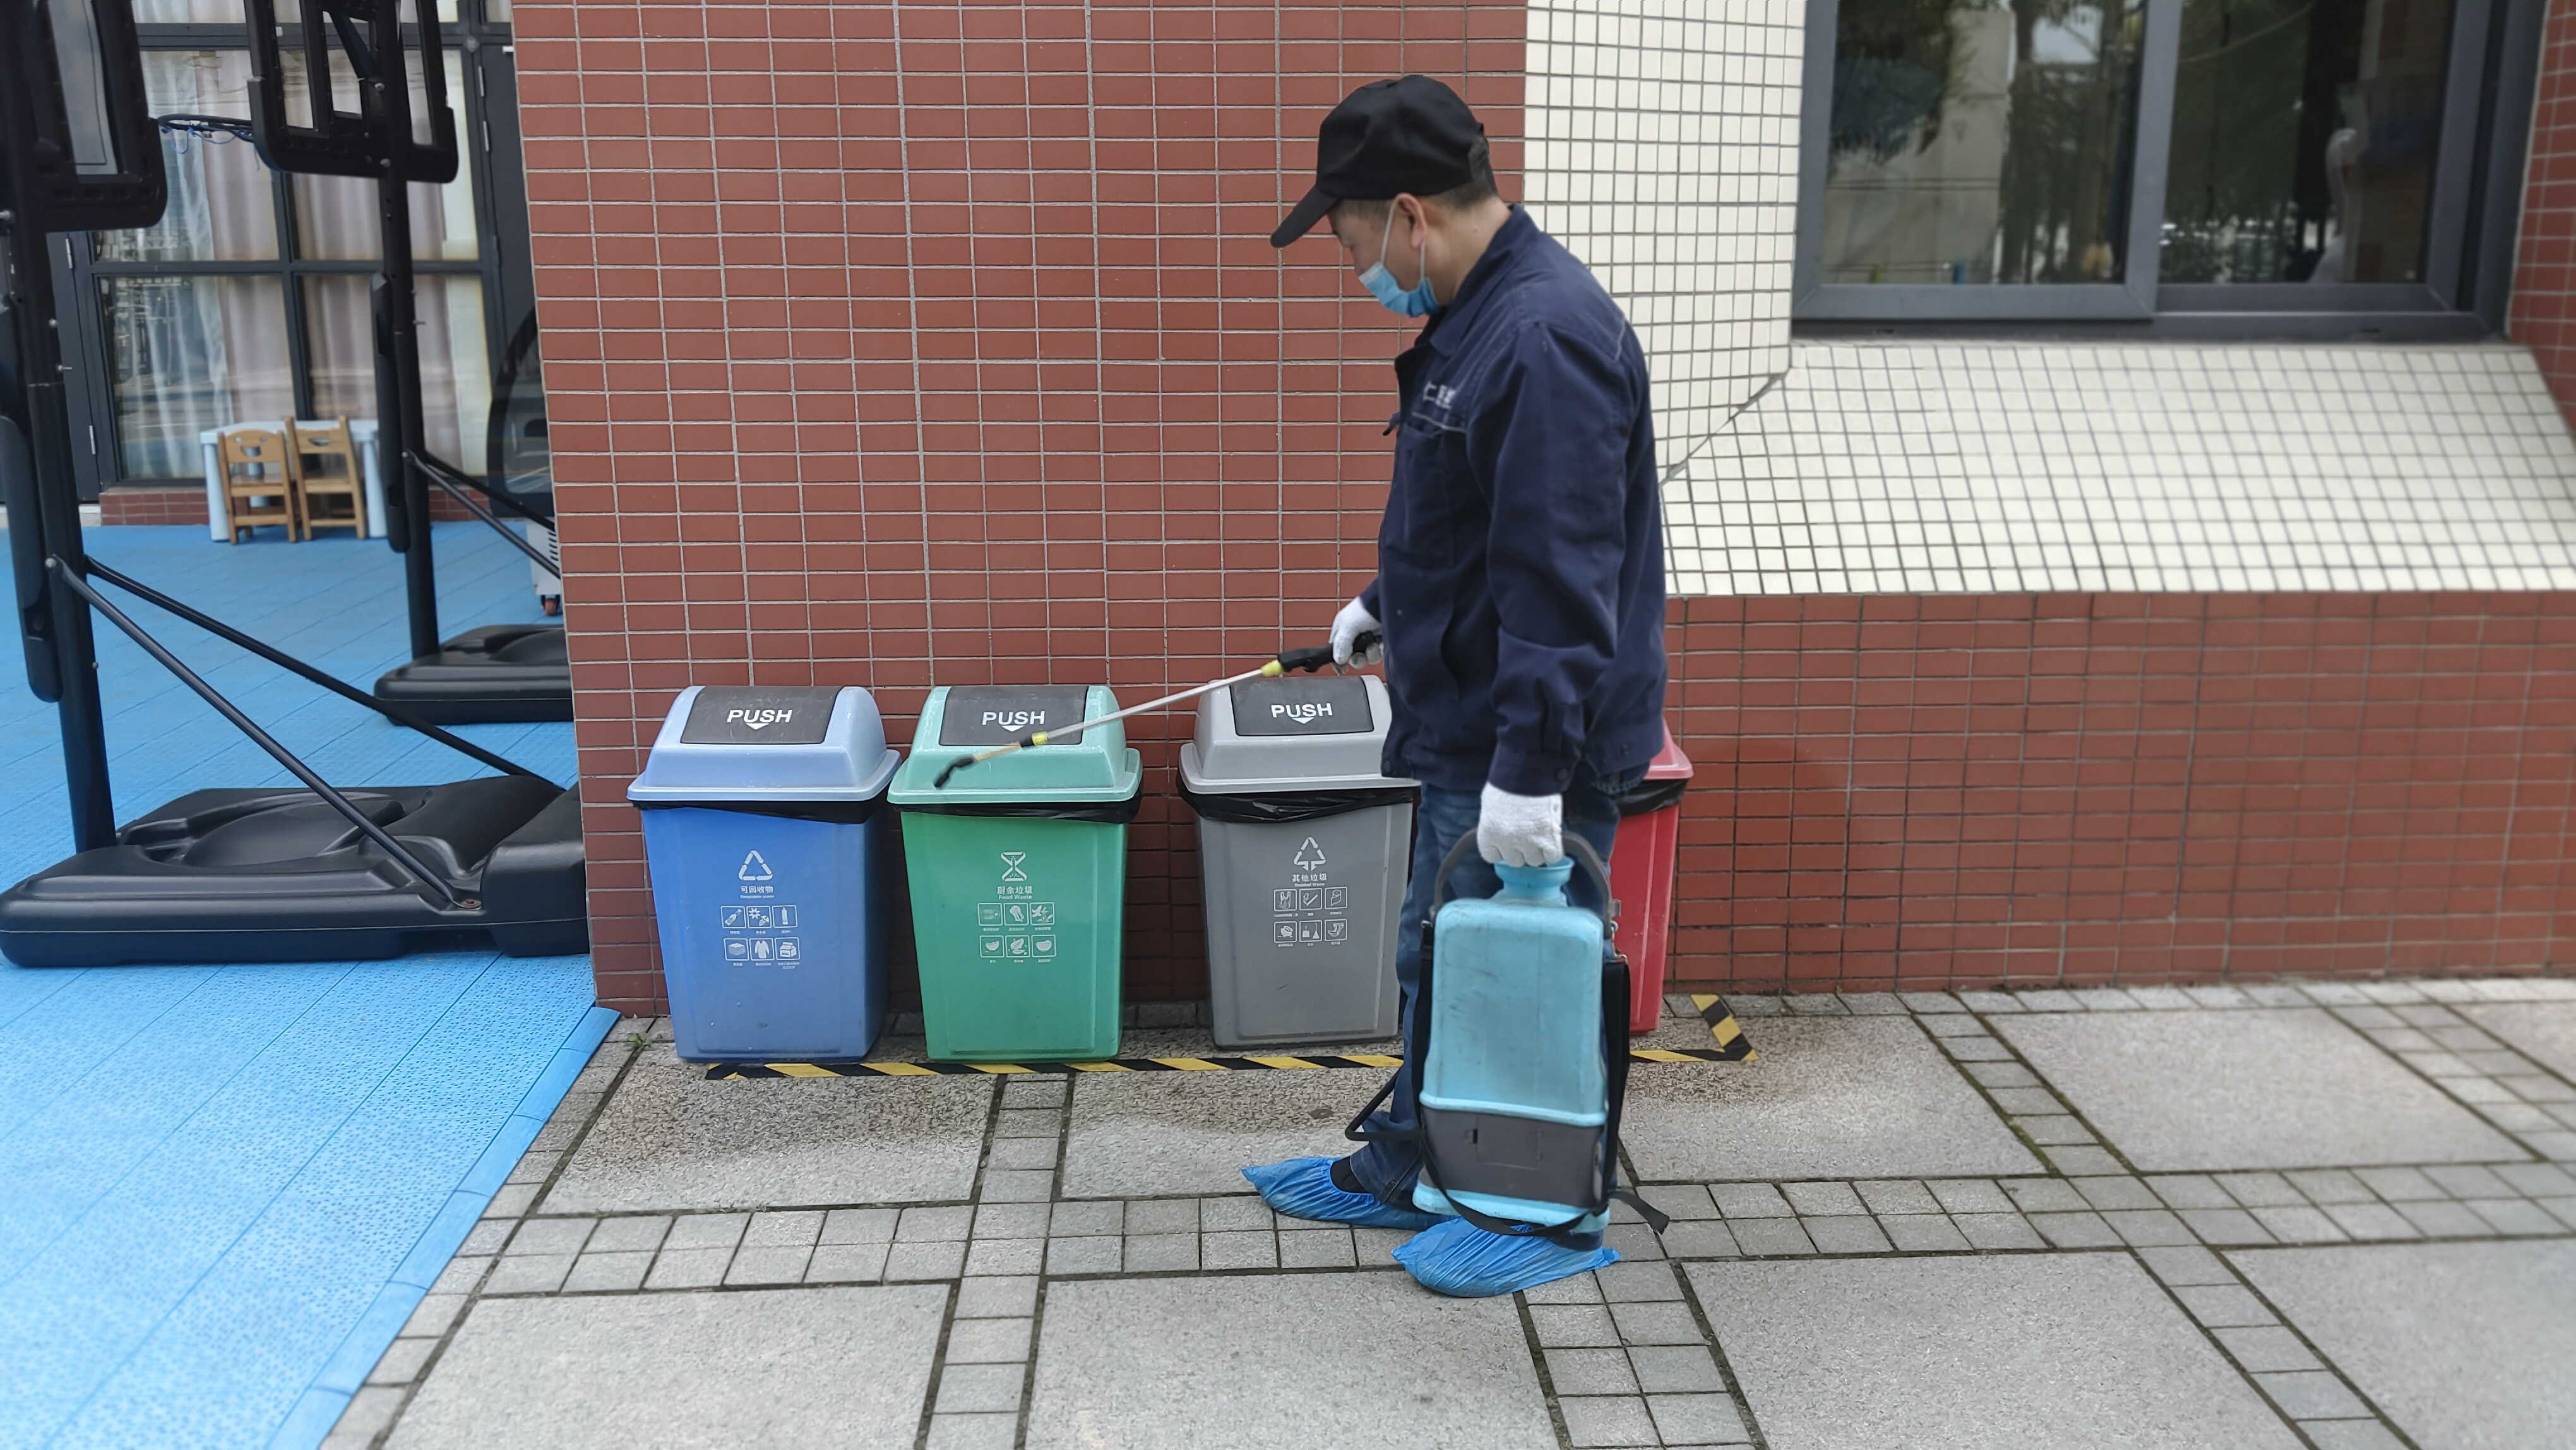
[1343,767,1635,1206]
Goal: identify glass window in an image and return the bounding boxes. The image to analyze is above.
[98,51,277,263]
[1821,0,2147,285]
[2162,0,2459,283]
[302,273,492,473]
[100,275,293,479]
[290,51,479,261]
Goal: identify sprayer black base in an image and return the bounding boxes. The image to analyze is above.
[373,623,572,724]
[0,776,587,967]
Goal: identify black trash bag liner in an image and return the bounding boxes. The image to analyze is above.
[899,794,1142,825]
[1611,775,1686,818]
[1178,778,1419,825]
[632,793,885,825]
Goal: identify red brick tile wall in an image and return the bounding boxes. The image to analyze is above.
[2512,0,2576,424]
[98,486,210,527]
[511,0,1525,1011]
[1669,593,2576,989]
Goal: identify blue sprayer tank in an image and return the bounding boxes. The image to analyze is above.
[1412,856,1613,1229]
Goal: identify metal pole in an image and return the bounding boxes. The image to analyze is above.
[377,157,438,659]
[2,211,115,850]
[53,558,463,906]
[83,558,544,782]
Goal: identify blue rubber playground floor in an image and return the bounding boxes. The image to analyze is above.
[0,522,609,1450]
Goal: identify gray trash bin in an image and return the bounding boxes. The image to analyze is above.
[1178,673,1416,1048]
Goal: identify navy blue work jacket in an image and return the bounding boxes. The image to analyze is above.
[1361,208,1667,797]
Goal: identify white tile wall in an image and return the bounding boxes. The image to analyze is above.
[1522,0,1802,461]
[1664,342,2576,596]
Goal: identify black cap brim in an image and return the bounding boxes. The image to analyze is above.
[1270,184,1337,248]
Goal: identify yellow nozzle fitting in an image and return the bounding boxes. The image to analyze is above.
[1260,661,1284,676]
[1030,731,1051,746]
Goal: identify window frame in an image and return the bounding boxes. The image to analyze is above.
[52,3,535,496]
[1792,0,2544,339]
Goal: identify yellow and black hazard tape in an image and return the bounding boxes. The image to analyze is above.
[1696,993,1756,1062]
[704,1046,1747,1079]
[703,997,1755,1079]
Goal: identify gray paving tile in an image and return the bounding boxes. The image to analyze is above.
[2422,1164,2516,1198]
[1961,1060,2041,1089]
[1532,1303,1622,1348]
[1044,1233,1123,1275]
[1558,1396,1658,1447]
[330,1387,407,1446]
[2172,1283,2270,1326]
[963,1238,1045,1276]
[2003,1179,2087,1213]
[1881,1214,1971,1252]
[972,1203,1051,1240]
[1200,1230,1278,1271]
[2495,1162,2576,1195]
[1629,1343,1727,1394]
[506,1218,595,1257]
[1690,1254,2303,1450]
[2248,1206,2349,1244]
[957,1276,1039,1319]
[543,1051,992,1212]
[1709,1183,1793,1218]
[724,1246,812,1285]
[2281,1169,2375,1204]
[2146,1175,2234,1210]
[2016,1115,2096,1145]
[2299,1422,2408,1450]
[482,1254,573,1295]
[387,1285,945,1449]
[1924,1178,2011,1214]
[1597,1261,1683,1302]
[1623,1017,2041,1180]
[925,1413,1017,1450]
[1059,1072,1388,1197]
[2215,1172,2306,1208]
[1659,1219,1741,1257]
[2037,1145,2126,1177]
[2176,1208,2275,1245]
[1853,1180,1939,1214]
[583,1216,671,1254]
[1637,1183,1720,1219]
[2106,1209,2195,1247]
[1525,1273,1604,1305]
[744,1209,823,1249]
[458,1222,511,1255]
[1027,1273,1559,1450]
[1994,1009,2520,1171]
[1952,1213,2046,1250]
[821,1207,898,1244]
[806,1243,891,1282]
[2251,1370,2365,1420]
[2135,1244,2233,1285]
[945,1317,1034,1364]
[979,1169,1054,1202]
[1648,1393,1751,1444]
[935,1362,1028,1415]
[1782,1181,1866,1216]
[2320,1202,2421,1241]
[640,1248,730,1290]
[1726,1218,1817,1255]
[2075,1177,2159,1211]
[2351,1166,2444,1201]
[2236,1240,2576,1450]
[2465,1197,2565,1235]
[366,1338,437,1385]
[2212,1324,2320,1372]
[885,1240,967,1280]
[562,1251,652,1293]
[1607,1300,1705,1345]
[1802,1216,1893,1254]
[2392,1200,2496,1238]
[2030,1211,2121,1248]
[1547,1347,1640,1396]
[1123,1233,1198,1273]
[1047,1201,1124,1238]
[898,1206,972,1242]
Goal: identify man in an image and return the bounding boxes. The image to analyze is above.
[1241,76,1668,1297]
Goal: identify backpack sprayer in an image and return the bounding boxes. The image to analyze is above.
[929,634,1379,789]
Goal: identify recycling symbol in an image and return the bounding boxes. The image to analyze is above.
[999,851,1029,883]
[737,850,773,882]
[1292,837,1327,870]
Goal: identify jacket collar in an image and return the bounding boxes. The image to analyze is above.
[1418,206,1535,356]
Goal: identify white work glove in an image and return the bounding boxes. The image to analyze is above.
[1478,782,1565,868]
[1331,596,1383,668]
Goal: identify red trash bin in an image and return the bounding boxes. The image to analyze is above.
[1609,725,1691,1034]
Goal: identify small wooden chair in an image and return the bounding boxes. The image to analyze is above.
[218,426,298,542]
[290,418,366,539]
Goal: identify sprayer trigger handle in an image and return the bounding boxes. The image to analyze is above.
[1277,642,1335,673]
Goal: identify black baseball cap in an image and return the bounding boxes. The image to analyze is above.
[1270,76,1487,248]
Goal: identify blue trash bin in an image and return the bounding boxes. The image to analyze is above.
[628,686,899,1060]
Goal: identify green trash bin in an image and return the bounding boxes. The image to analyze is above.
[890,685,1141,1061]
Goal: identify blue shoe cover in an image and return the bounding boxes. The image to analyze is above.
[1391,1216,1619,1298]
[1241,1156,1443,1230]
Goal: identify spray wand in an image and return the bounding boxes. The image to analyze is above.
[930,634,1379,789]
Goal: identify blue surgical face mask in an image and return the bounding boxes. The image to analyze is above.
[1358,200,1438,318]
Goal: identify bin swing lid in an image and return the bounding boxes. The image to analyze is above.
[627,686,899,806]
[1178,673,1414,796]
[888,685,1143,805]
